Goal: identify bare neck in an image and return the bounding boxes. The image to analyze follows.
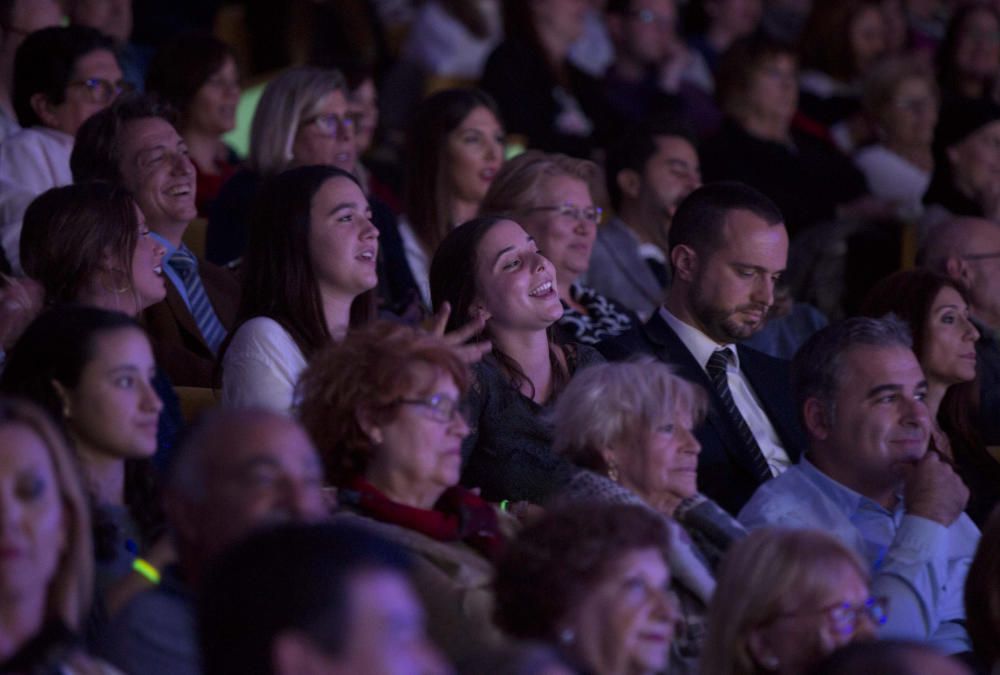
[0,594,46,662]
[490,326,556,403]
[76,443,126,506]
[319,288,355,342]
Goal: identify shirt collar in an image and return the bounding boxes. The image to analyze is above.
[151,232,181,259]
[660,306,740,371]
[798,456,899,516]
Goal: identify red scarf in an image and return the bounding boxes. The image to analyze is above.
[343,478,506,562]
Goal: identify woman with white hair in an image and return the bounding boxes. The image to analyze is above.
[552,356,746,674]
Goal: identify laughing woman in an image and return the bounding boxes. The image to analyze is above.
[430,215,602,504]
[220,164,378,412]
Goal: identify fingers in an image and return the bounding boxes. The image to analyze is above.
[454,340,491,365]
[442,313,486,346]
[427,301,451,337]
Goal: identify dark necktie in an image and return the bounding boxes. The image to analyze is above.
[706,348,773,484]
[167,247,227,354]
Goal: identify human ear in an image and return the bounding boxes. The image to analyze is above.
[51,379,74,420]
[355,405,383,445]
[803,397,831,441]
[670,244,699,283]
[616,169,642,201]
[468,300,491,323]
[747,628,781,672]
[29,93,60,129]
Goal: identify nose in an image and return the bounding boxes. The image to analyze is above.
[141,378,163,414]
[153,240,166,260]
[963,316,981,341]
[750,274,775,307]
[449,411,470,439]
[900,394,930,428]
[172,151,194,176]
[360,215,379,240]
[679,425,701,456]
[852,610,878,642]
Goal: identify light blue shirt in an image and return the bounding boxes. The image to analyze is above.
[151,233,191,310]
[739,458,979,654]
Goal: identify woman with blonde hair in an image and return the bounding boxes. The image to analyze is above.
[702,528,884,675]
[480,150,634,345]
[0,396,109,670]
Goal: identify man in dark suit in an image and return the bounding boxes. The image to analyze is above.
[599,181,806,514]
[71,94,239,386]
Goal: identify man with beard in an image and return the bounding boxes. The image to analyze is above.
[586,122,700,319]
[599,181,805,514]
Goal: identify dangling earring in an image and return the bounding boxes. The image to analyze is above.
[607,458,620,482]
[559,627,576,645]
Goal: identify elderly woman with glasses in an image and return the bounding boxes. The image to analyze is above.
[701,528,885,675]
[297,320,512,663]
[480,150,635,345]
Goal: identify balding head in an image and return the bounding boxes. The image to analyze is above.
[920,217,1000,330]
[165,407,329,581]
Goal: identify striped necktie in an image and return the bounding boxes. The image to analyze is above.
[167,247,227,354]
[706,348,773,484]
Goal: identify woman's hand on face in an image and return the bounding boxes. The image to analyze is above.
[425,301,492,364]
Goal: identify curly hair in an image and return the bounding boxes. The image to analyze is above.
[296,320,471,486]
[493,503,670,641]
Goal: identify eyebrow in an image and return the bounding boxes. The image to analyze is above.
[492,236,536,268]
[328,201,366,215]
[865,381,927,399]
[731,262,786,274]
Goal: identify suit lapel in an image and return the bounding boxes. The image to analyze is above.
[164,275,212,354]
[737,345,803,462]
[641,314,774,479]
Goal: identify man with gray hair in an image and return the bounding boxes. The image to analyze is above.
[919,216,1000,446]
[101,407,330,675]
[739,317,979,654]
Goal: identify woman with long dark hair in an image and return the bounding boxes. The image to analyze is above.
[221,164,378,412]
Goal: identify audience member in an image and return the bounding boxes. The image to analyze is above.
[480,0,612,158]
[740,316,979,654]
[0,0,62,141]
[430,215,604,503]
[15,182,181,465]
[221,165,377,412]
[0,397,107,672]
[481,150,636,345]
[687,0,764,73]
[145,34,241,215]
[71,94,241,387]
[553,357,745,673]
[401,88,504,308]
[67,0,145,90]
[702,35,874,238]
[400,0,502,82]
[809,640,972,675]
[1,307,164,619]
[855,56,938,217]
[861,269,999,526]
[199,522,449,675]
[701,528,882,675]
[588,122,700,317]
[101,407,328,675]
[965,505,1000,673]
[935,3,1000,105]
[603,0,717,135]
[599,182,805,515]
[796,0,887,151]
[923,96,1000,223]
[298,320,507,661]
[0,25,122,272]
[494,504,676,675]
[920,217,1000,449]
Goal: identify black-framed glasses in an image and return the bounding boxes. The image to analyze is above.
[395,394,469,424]
[962,251,1000,262]
[301,112,361,138]
[526,204,603,225]
[68,78,133,105]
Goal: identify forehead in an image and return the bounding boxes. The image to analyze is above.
[967,220,1000,249]
[313,175,365,206]
[86,327,151,363]
[120,117,181,157]
[630,0,676,17]
[72,48,121,77]
[537,173,590,202]
[931,285,965,309]
[0,423,54,475]
[964,120,1000,147]
[710,209,788,267]
[837,345,924,395]
[212,417,319,474]
[478,219,532,255]
[457,105,500,130]
[311,89,348,115]
[649,135,697,165]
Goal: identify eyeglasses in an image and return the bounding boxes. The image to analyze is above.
[526,204,603,225]
[301,112,360,138]
[778,596,889,636]
[395,394,469,424]
[67,78,133,105]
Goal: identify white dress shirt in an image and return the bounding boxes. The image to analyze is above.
[661,307,792,475]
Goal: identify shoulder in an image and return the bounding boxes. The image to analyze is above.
[738,466,819,527]
[566,342,605,370]
[227,317,299,355]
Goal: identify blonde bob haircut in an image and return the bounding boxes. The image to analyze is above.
[479,149,607,217]
[0,397,93,629]
[701,528,870,675]
[248,66,347,176]
[552,357,707,475]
